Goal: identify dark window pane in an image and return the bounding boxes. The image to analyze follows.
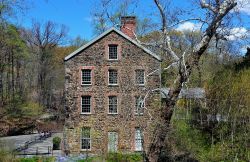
[109,45,118,60]
[82,96,91,113]
[81,127,91,150]
[109,70,118,85]
[82,69,91,85]
[135,96,144,115]
[136,70,145,85]
[109,96,117,113]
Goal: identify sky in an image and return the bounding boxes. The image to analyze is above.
[19,0,250,43]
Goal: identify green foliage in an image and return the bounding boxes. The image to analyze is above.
[235,47,250,70]
[0,149,16,162]
[76,157,98,162]
[106,152,143,162]
[21,102,44,117]
[170,62,250,161]
[18,157,55,162]
[6,100,43,118]
[52,136,61,150]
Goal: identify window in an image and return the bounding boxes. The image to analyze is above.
[81,96,91,113]
[108,132,118,152]
[108,69,118,85]
[82,69,92,85]
[135,96,144,115]
[81,127,91,150]
[135,128,143,151]
[108,96,118,114]
[108,45,118,60]
[135,70,145,85]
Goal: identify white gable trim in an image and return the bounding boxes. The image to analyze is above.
[64,27,161,61]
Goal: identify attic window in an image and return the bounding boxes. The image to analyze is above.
[108,45,118,60]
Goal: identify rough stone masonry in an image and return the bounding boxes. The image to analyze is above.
[63,16,161,155]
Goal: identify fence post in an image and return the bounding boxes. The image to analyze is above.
[36,147,38,155]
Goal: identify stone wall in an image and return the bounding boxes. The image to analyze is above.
[64,31,161,155]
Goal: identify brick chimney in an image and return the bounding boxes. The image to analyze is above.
[120,16,136,39]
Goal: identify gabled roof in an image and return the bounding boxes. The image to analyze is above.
[64,27,161,61]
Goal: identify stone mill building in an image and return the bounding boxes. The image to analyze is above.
[63,16,161,155]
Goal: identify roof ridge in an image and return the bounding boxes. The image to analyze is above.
[64,27,161,61]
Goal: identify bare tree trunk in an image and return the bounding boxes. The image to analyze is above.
[16,59,21,94]
[11,48,15,100]
[147,106,173,162]
[146,1,237,161]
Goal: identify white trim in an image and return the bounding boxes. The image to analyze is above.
[135,69,145,86]
[80,127,91,151]
[108,69,118,86]
[64,27,161,61]
[81,96,92,114]
[134,128,143,151]
[108,132,118,152]
[81,69,92,86]
[134,96,144,115]
[108,96,118,114]
[108,44,119,60]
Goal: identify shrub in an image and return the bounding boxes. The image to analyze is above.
[52,137,61,150]
[106,152,143,162]
[19,157,55,162]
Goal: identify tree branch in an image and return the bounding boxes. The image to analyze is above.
[200,0,218,13]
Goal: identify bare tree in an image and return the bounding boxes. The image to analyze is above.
[24,21,67,108]
[146,0,237,161]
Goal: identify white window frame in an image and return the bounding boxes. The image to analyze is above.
[135,96,144,115]
[81,127,91,151]
[108,69,118,85]
[108,132,118,152]
[135,69,145,86]
[81,69,92,85]
[135,128,143,151]
[81,96,92,114]
[108,44,118,60]
[108,96,118,114]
